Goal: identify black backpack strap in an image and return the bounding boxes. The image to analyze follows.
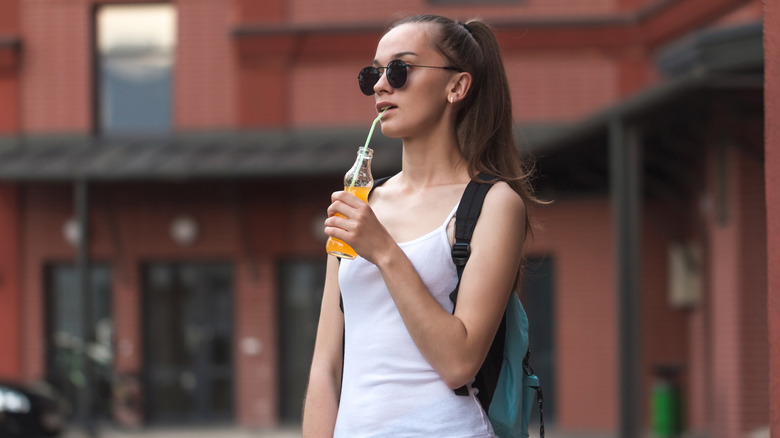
[449,173,494,307]
[450,174,497,398]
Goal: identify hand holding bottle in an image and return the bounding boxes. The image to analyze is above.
[325,147,374,259]
[325,109,386,259]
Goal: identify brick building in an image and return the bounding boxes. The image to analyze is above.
[0,0,770,436]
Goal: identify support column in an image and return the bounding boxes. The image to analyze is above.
[609,119,643,438]
[764,0,780,433]
[0,184,21,379]
[75,179,96,436]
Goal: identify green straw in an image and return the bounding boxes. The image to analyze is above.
[349,108,388,189]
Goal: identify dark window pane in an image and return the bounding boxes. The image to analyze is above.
[143,263,234,423]
[45,264,113,420]
[278,259,327,424]
[521,256,556,423]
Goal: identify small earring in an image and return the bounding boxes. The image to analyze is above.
[449,96,454,104]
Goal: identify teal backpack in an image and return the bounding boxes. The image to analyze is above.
[450,174,545,438]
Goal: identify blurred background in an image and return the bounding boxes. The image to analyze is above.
[0,0,773,437]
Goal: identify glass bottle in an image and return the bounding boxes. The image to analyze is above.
[325,147,374,259]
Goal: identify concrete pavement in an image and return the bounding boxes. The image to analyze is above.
[61,425,618,438]
[62,426,302,438]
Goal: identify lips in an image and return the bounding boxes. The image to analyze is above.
[376,103,398,113]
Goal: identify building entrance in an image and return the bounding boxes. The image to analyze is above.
[142,263,234,424]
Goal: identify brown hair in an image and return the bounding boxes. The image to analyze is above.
[390,14,542,236]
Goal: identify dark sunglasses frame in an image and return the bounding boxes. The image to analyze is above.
[358,59,461,96]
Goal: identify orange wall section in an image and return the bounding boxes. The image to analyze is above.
[0,184,21,380]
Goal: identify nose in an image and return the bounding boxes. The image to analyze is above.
[374,68,391,95]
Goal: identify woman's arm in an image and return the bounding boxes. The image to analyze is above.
[326,181,526,389]
[302,255,344,438]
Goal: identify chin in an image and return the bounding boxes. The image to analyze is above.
[379,123,404,139]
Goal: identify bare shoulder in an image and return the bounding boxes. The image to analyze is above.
[483,180,527,220]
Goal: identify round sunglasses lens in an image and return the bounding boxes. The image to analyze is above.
[358,67,379,95]
[386,60,408,89]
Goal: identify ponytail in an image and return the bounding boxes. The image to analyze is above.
[389,15,542,236]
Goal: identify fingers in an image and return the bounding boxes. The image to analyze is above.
[327,191,367,219]
[330,190,363,208]
[324,191,372,242]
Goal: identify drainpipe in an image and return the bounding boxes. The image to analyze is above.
[609,118,643,438]
[75,178,97,437]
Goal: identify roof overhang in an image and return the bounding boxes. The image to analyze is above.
[0,128,405,182]
[529,21,764,199]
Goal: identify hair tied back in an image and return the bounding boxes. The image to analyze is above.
[457,20,473,35]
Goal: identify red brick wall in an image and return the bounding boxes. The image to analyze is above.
[766,0,780,432]
[175,0,237,130]
[244,38,625,128]
[0,64,19,134]
[19,0,238,134]
[0,0,19,134]
[0,185,21,380]
[234,0,286,24]
[528,196,690,433]
[640,201,689,427]
[704,145,769,438]
[18,181,331,427]
[707,146,744,438]
[738,152,768,433]
[686,303,708,431]
[711,0,763,28]
[285,0,620,25]
[20,0,92,133]
[507,54,619,122]
[0,0,19,33]
[528,199,619,431]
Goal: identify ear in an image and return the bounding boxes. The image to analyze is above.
[447,72,472,104]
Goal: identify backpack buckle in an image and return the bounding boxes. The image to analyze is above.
[523,350,535,376]
[452,242,471,265]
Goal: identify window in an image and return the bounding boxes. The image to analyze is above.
[278,259,326,424]
[45,264,113,419]
[96,4,176,136]
[142,263,235,423]
[521,256,556,423]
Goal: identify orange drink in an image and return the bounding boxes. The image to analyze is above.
[325,185,372,259]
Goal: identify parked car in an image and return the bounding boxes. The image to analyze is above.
[0,381,69,437]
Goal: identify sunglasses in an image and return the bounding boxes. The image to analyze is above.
[358,59,461,96]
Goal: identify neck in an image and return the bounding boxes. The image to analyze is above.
[399,129,468,188]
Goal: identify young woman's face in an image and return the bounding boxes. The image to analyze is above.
[371,23,456,139]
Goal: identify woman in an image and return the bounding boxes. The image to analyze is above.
[303,14,540,437]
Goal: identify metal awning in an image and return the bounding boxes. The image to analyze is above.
[0,125,565,183]
[0,128,406,182]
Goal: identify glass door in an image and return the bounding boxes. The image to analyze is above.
[522,256,556,423]
[278,259,326,423]
[45,264,114,420]
[143,263,234,424]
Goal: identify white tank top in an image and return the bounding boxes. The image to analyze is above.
[334,204,495,438]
